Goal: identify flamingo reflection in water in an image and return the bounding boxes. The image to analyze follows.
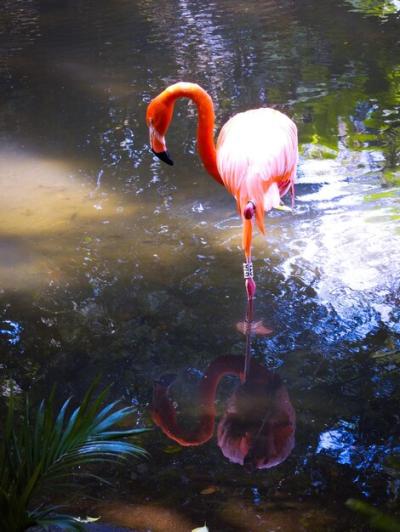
[151,301,295,470]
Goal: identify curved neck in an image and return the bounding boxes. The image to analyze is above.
[162,82,223,185]
[151,355,276,446]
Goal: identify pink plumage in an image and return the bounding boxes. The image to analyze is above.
[216,108,298,240]
[146,83,298,300]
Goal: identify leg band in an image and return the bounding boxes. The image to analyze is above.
[243,261,254,279]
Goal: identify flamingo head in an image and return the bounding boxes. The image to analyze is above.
[146,96,174,165]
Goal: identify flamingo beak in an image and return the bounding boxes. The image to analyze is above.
[151,149,174,166]
[149,123,174,165]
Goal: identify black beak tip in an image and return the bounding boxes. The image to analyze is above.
[151,149,174,166]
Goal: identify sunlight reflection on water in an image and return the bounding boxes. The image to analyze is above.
[277,148,400,333]
[0,319,22,345]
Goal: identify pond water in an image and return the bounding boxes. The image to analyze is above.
[1,0,400,530]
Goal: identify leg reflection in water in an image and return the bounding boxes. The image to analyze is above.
[151,300,295,470]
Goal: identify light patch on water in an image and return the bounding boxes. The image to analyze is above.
[99,501,194,532]
[0,146,138,290]
[215,216,241,230]
[371,303,393,322]
[192,201,205,213]
[0,319,22,345]
[346,0,400,16]
[0,378,23,397]
[296,158,344,185]
[317,419,400,488]
[0,147,136,236]
[298,181,350,203]
[0,146,224,294]
[317,422,356,465]
[282,210,400,327]
[53,61,134,99]
[302,209,398,291]
[279,152,400,330]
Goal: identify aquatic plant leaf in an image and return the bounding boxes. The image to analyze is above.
[346,499,400,532]
[364,190,399,202]
[0,382,149,532]
[200,486,218,495]
[163,444,183,454]
[35,514,86,531]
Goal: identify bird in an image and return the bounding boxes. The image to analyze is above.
[146,82,298,300]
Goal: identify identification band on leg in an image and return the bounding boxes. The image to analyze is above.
[243,261,254,279]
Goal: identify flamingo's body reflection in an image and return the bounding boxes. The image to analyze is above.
[151,303,295,470]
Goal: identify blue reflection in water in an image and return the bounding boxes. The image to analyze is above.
[317,420,356,465]
[317,419,400,480]
[251,487,261,505]
[0,320,22,345]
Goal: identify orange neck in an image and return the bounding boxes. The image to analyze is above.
[160,82,223,185]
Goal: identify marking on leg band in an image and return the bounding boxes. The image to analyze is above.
[243,262,254,279]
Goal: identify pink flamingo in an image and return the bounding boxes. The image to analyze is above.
[146,82,298,300]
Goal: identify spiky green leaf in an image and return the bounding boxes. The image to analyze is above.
[0,382,148,532]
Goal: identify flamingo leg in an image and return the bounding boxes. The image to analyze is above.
[244,260,256,300]
[243,201,256,301]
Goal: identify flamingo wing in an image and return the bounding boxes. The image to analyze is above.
[216,108,298,234]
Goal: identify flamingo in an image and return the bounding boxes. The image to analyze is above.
[146,82,298,300]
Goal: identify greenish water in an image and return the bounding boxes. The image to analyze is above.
[0,0,400,530]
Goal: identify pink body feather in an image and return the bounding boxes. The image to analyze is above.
[216,108,298,252]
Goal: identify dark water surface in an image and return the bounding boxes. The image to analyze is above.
[1,0,400,530]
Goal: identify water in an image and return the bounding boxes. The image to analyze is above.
[1,0,400,530]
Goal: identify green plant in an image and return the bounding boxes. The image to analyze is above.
[346,452,400,531]
[346,499,400,532]
[0,382,149,531]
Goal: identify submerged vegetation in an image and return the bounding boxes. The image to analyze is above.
[0,382,148,532]
[347,496,400,532]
